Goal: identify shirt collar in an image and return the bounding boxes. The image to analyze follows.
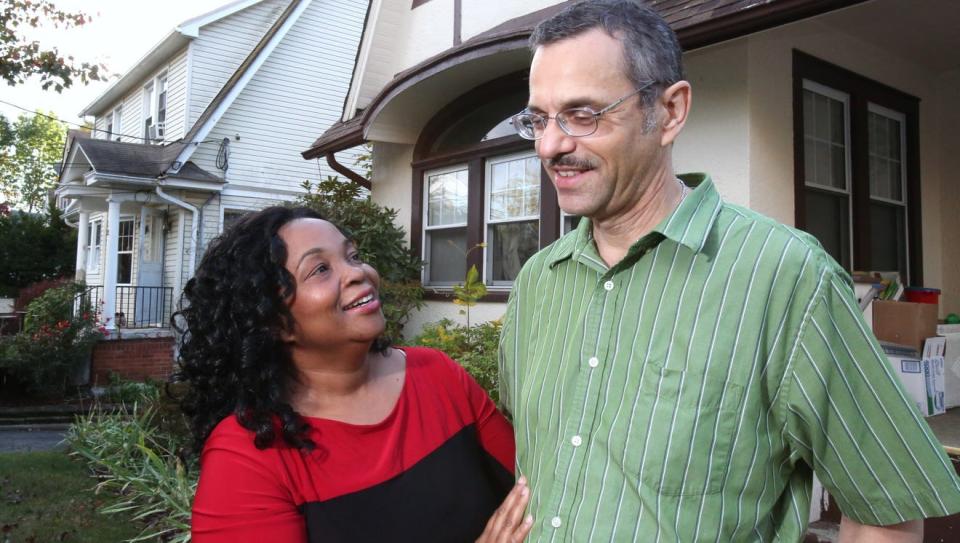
[548,173,723,268]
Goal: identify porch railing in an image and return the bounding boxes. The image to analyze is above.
[79,285,174,329]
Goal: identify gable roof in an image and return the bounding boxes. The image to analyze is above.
[168,0,312,174]
[80,0,277,117]
[303,0,867,158]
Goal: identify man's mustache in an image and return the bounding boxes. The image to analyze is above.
[544,155,598,170]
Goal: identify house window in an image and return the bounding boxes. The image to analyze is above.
[156,75,167,141]
[117,219,135,284]
[423,166,469,285]
[143,83,155,142]
[87,220,102,273]
[793,51,921,284]
[485,152,540,285]
[222,210,250,232]
[412,72,561,296]
[107,106,122,141]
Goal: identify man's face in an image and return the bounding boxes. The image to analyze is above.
[528,28,663,221]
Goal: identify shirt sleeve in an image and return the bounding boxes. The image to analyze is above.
[782,270,960,525]
[445,350,516,475]
[191,420,306,543]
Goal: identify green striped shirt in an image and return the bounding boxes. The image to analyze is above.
[499,173,960,542]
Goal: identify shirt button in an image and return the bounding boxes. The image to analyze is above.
[603,280,615,291]
[571,435,583,447]
[551,516,562,528]
[588,356,599,368]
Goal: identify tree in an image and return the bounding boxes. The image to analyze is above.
[0,200,76,297]
[1,0,104,91]
[0,111,66,212]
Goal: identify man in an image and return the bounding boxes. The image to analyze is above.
[498,1,960,541]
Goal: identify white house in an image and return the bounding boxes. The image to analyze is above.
[303,0,960,339]
[55,0,367,381]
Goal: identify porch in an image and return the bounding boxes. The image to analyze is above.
[79,285,174,329]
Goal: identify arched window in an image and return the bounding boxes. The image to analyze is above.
[411,72,564,297]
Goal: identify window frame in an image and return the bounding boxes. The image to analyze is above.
[87,219,102,273]
[792,50,922,284]
[483,150,541,288]
[410,72,560,301]
[116,217,136,285]
[421,163,470,287]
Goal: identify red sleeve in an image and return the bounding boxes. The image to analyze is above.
[191,417,306,543]
[444,351,516,475]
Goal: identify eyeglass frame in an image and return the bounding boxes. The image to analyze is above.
[511,81,657,140]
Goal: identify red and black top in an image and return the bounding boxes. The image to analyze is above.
[191,347,515,542]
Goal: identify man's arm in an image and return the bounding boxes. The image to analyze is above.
[838,515,921,543]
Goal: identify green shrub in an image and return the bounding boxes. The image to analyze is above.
[412,318,502,406]
[65,388,196,543]
[0,282,105,396]
[298,177,423,343]
[101,372,162,404]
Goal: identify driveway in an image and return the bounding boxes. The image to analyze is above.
[0,425,68,453]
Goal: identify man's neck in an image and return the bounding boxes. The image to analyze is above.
[591,172,685,267]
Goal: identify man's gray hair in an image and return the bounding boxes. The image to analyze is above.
[529,0,684,110]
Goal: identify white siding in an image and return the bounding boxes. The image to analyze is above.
[187,0,288,129]
[90,49,189,145]
[162,209,181,298]
[190,0,367,196]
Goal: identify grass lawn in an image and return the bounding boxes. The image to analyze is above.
[0,451,143,542]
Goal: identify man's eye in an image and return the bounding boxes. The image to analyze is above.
[564,109,596,125]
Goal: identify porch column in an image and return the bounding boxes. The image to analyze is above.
[103,198,121,332]
[75,210,89,282]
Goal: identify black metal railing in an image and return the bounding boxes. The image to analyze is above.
[78,285,173,329]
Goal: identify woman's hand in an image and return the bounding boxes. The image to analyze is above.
[477,476,534,543]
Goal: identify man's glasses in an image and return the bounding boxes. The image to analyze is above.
[511,83,655,140]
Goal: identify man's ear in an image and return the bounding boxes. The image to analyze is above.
[659,80,691,147]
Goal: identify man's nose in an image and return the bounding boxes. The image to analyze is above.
[535,118,576,161]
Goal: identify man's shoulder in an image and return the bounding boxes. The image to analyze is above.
[716,201,844,279]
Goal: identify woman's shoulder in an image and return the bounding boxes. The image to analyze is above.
[399,346,465,379]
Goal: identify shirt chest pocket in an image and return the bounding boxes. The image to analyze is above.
[626,363,745,496]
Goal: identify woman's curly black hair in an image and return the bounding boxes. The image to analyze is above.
[172,205,388,455]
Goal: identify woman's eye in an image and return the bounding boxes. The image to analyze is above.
[349,252,363,263]
[310,264,329,276]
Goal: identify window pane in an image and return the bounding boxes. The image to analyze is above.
[488,220,539,284]
[118,220,135,251]
[869,202,907,280]
[868,111,904,202]
[803,88,847,191]
[804,188,850,269]
[426,227,467,284]
[427,169,468,226]
[430,88,528,153]
[562,215,581,235]
[488,155,540,221]
[117,253,132,284]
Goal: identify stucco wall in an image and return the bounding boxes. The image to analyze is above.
[673,40,751,207]
[370,142,416,245]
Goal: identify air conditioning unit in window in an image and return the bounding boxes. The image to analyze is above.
[156,122,165,140]
[146,124,157,142]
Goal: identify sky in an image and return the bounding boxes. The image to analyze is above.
[0,0,232,127]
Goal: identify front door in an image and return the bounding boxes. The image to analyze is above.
[135,207,165,326]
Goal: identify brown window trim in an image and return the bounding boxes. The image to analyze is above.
[792,50,922,284]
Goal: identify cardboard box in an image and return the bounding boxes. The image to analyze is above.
[940,333,960,409]
[883,340,945,417]
[872,300,938,352]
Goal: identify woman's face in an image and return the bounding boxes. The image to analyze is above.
[279,218,385,351]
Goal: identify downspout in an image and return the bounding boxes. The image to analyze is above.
[154,187,199,275]
[194,192,218,260]
[326,152,370,190]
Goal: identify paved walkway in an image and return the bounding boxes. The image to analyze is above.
[0,424,69,453]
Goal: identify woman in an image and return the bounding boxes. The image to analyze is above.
[175,206,532,542]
